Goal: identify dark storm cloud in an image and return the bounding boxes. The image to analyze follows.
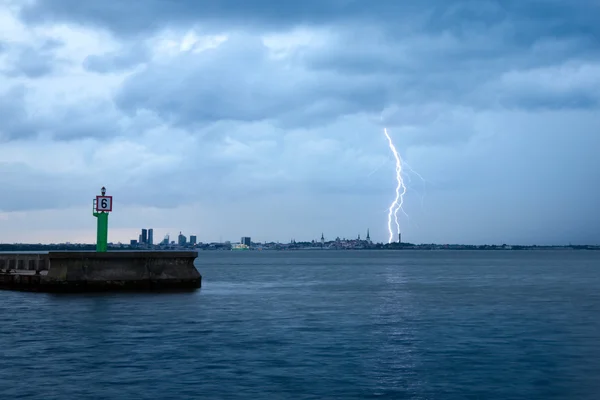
[19,0,600,42]
[500,88,599,110]
[83,42,150,73]
[0,86,37,141]
[45,101,124,140]
[2,39,64,78]
[113,32,600,130]
[0,162,79,212]
[484,63,600,111]
[18,0,435,35]
[114,35,388,127]
[0,85,122,142]
[15,0,600,127]
[8,47,54,77]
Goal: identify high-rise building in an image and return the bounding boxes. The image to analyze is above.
[178,232,187,246]
[148,229,154,246]
[241,237,251,246]
[141,229,148,244]
[190,235,197,245]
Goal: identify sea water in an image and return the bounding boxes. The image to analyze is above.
[1,250,599,399]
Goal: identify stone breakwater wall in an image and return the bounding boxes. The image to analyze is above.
[0,251,201,292]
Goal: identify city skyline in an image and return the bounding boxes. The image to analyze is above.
[1,1,599,245]
[96,226,379,247]
[124,229,375,246]
[2,224,598,247]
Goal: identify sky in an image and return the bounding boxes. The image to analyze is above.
[0,0,599,246]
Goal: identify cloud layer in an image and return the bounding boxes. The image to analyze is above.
[0,0,599,245]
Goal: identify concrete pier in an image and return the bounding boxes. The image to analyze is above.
[0,251,201,292]
[0,252,49,274]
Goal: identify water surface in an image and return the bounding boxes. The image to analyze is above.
[1,250,599,399]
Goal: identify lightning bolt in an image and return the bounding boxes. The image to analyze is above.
[384,128,407,244]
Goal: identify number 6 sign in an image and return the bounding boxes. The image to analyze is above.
[96,195,113,212]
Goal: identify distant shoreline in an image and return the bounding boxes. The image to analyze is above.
[0,243,598,252]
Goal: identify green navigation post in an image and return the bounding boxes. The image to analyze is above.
[95,212,108,252]
[93,187,113,252]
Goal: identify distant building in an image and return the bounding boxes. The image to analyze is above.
[190,235,197,245]
[178,232,187,246]
[141,229,148,244]
[241,237,251,246]
[130,240,138,246]
[148,229,154,246]
[321,233,325,245]
[366,229,372,244]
